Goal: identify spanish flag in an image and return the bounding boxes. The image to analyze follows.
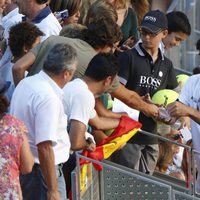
[80,116,142,170]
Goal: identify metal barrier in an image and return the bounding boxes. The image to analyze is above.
[192,150,200,197]
[173,190,200,200]
[71,129,200,199]
[137,129,193,194]
[101,163,171,200]
[72,153,200,200]
[71,161,100,200]
[74,154,172,200]
[174,67,192,76]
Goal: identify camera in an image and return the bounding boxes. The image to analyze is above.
[54,9,69,21]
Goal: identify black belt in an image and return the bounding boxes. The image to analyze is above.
[34,163,63,168]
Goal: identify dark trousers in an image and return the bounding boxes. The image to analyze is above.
[62,153,76,196]
[20,163,67,200]
[111,143,159,175]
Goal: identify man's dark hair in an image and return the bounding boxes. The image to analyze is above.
[9,22,44,58]
[166,11,191,35]
[193,66,200,75]
[83,18,122,49]
[43,43,77,75]
[60,24,87,39]
[84,53,119,81]
[85,0,118,26]
[196,39,200,51]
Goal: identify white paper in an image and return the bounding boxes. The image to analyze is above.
[112,98,139,121]
[180,127,192,143]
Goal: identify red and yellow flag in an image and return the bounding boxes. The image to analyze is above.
[80,116,142,170]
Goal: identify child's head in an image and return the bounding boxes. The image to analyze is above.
[139,10,168,49]
[163,11,191,50]
[9,21,44,59]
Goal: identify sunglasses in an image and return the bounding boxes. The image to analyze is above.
[138,27,163,37]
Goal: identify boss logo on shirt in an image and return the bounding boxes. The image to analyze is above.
[139,76,161,89]
[144,16,156,22]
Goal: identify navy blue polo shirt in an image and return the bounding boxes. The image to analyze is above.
[118,42,178,144]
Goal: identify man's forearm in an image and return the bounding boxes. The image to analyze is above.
[97,117,120,130]
[13,66,25,86]
[89,115,120,130]
[167,102,200,125]
[69,120,87,151]
[95,98,126,119]
[12,52,36,86]
[111,84,159,117]
[37,141,58,193]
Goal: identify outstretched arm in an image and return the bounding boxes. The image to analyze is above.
[12,52,36,86]
[95,97,127,119]
[89,114,120,131]
[111,84,159,118]
[167,101,200,125]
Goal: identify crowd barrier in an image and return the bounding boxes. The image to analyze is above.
[71,129,200,200]
[192,150,200,197]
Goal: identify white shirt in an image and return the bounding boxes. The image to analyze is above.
[29,6,61,42]
[0,8,23,69]
[63,78,96,126]
[0,6,61,68]
[179,74,200,151]
[10,71,70,165]
[178,74,200,191]
[35,12,61,42]
[136,39,165,54]
[2,8,23,41]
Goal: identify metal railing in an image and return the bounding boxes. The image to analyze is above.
[137,129,193,193]
[71,129,200,199]
[73,154,172,200]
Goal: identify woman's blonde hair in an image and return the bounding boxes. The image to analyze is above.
[131,0,150,25]
[110,0,130,10]
[156,140,174,172]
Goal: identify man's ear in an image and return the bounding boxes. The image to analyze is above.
[23,45,29,54]
[162,29,168,38]
[63,69,70,79]
[104,76,112,86]
[63,69,73,82]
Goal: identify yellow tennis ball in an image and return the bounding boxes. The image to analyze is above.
[176,74,189,89]
[152,89,179,107]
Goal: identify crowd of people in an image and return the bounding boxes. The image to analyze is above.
[0,0,200,199]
